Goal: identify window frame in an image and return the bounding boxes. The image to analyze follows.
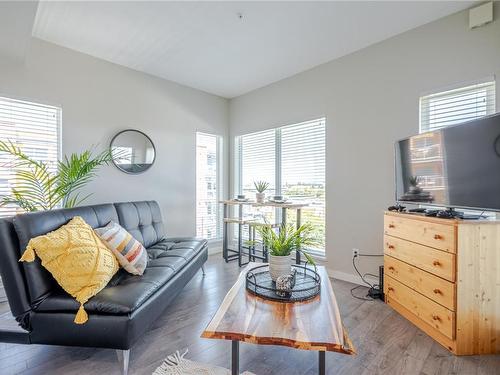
[195,131,223,241]
[234,117,326,254]
[418,79,497,217]
[419,78,496,133]
[0,95,62,218]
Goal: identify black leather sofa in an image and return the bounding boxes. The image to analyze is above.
[0,201,208,374]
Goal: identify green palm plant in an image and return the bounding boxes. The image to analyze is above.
[256,222,319,265]
[0,140,113,212]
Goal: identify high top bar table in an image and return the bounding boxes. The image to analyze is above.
[220,200,310,265]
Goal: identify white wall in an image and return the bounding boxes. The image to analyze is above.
[0,39,229,237]
[229,8,500,280]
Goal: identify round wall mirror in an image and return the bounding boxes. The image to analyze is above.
[110,129,156,174]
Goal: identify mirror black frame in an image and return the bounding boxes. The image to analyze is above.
[110,129,156,174]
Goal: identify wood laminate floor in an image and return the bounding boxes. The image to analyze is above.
[1,255,499,375]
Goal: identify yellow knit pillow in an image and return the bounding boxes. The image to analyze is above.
[19,216,119,324]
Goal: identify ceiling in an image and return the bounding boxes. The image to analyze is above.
[9,1,478,98]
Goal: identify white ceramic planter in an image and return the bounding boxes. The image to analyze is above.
[269,254,293,281]
[255,192,265,203]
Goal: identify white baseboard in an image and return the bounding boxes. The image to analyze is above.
[326,269,379,287]
[208,245,222,256]
[205,245,378,288]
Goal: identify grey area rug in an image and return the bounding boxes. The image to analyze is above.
[153,349,256,375]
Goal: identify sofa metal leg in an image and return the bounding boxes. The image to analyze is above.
[201,265,206,276]
[116,349,130,375]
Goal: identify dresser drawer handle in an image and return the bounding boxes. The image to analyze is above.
[386,243,395,249]
[388,266,395,271]
[433,288,442,295]
[434,234,443,240]
[387,287,394,292]
[432,314,441,321]
[388,224,395,228]
[432,260,441,266]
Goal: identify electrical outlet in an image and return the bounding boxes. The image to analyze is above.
[352,248,359,258]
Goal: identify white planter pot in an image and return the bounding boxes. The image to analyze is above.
[269,254,293,281]
[256,192,265,203]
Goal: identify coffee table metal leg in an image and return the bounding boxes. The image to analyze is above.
[319,351,325,375]
[231,340,239,375]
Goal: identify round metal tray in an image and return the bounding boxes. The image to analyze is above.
[245,264,321,302]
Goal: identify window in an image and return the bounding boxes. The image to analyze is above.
[196,132,223,240]
[420,80,496,133]
[418,79,496,216]
[238,129,276,197]
[235,118,326,252]
[0,96,61,218]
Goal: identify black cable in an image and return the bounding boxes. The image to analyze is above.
[352,256,373,288]
[351,254,384,302]
[350,285,372,301]
[357,253,384,257]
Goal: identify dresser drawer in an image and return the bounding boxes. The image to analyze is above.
[384,256,455,310]
[384,235,455,281]
[384,276,455,339]
[384,214,456,253]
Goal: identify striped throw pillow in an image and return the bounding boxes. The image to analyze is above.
[95,221,148,276]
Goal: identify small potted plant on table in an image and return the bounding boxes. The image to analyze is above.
[257,223,318,281]
[254,181,269,203]
[408,176,422,194]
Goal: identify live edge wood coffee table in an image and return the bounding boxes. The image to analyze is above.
[201,263,355,374]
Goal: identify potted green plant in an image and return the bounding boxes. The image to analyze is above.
[256,223,318,281]
[408,176,422,194]
[0,141,113,212]
[254,181,269,203]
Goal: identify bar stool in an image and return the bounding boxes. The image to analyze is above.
[242,221,280,265]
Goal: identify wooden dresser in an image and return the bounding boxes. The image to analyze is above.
[383,211,500,355]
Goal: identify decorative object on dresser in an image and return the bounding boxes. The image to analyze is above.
[253,180,269,203]
[202,263,355,375]
[383,211,500,355]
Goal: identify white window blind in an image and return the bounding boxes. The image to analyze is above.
[418,80,496,217]
[239,129,276,197]
[196,132,222,240]
[236,118,326,252]
[281,119,326,250]
[420,80,496,133]
[0,96,61,218]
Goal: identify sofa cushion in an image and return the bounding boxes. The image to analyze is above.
[114,201,165,248]
[95,221,148,275]
[147,238,207,266]
[13,204,119,307]
[19,216,119,324]
[35,237,207,315]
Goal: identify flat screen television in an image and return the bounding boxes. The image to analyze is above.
[395,112,500,211]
